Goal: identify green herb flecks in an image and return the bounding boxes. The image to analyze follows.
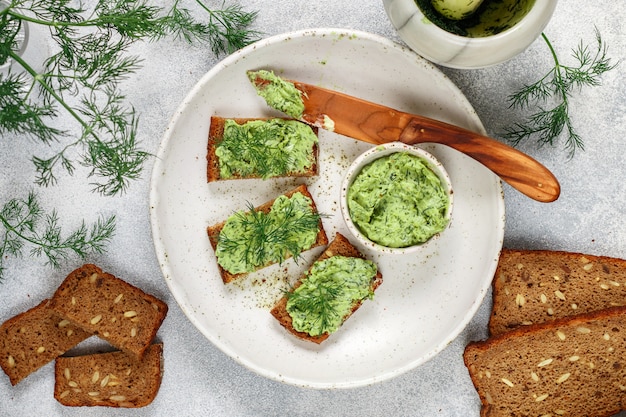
[0,0,260,195]
[0,191,116,281]
[502,29,617,158]
[215,193,323,275]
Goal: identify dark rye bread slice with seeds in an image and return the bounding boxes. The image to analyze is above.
[464,306,626,417]
[270,233,383,344]
[49,264,168,358]
[0,299,92,385]
[489,249,626,336]
[207,184,329,284]
[54,343,163,408]
[206,117,319,182]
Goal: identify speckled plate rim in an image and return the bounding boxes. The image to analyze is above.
[149,28,505,389]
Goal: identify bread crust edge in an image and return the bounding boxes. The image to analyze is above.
[49,264,168,359]
[488,248,626,335]
[270,232,383,344]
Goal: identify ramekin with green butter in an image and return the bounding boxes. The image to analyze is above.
[341,142,453,254]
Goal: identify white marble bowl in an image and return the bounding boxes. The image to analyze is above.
[0,1,29,72]
[340,142,453,255]
[383,0,558,69]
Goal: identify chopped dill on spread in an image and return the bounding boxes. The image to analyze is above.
[285,256,377,336]
[215,192,322,274]
[215,119,317,179]
[287,278,344,335]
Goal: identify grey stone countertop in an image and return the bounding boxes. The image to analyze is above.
[1,1,625,416]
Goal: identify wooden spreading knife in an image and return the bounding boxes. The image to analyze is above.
[247,70,560,203]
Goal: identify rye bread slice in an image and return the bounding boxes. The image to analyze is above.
[54,343,163,408]
[489,249,626,335]
[49,264,168,358]
[464,306,626,417]
[207,184,329,284]
[270,233,383,344]
[206,117,319,182]
[0,299,92,385]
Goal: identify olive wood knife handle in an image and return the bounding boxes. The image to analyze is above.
[398,116,560,203]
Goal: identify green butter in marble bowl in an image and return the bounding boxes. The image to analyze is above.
[383,0,558,69]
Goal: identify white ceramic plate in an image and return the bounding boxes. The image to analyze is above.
[150,28,505,389]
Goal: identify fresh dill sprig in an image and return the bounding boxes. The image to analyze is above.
[0,191,116,281]
[0,1,260,281]
[218,121,295,179]
[261,200,323,263]
[0,0,260,194]
[161,2,261,55]
[284,256,377,336]
[502,28,617,157]
[285,280,343,334]
[0,72,62,143]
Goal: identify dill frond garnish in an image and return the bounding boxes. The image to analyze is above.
[215,192,323,275]
[285,279,344,335]
[0,191,116,281]
[502,29,617,158]
[0,0,260,194]
[285,256,378,336]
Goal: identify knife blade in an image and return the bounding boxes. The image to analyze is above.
[248,70,560,203]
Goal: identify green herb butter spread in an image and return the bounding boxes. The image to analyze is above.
[347,152,450,248]
[247,70,305,119]
[215,119,318,179]
[431,0,484,20]
[216,192,320,274]
[286,256,378,336]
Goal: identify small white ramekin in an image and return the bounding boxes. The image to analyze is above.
[340,142,453,255]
